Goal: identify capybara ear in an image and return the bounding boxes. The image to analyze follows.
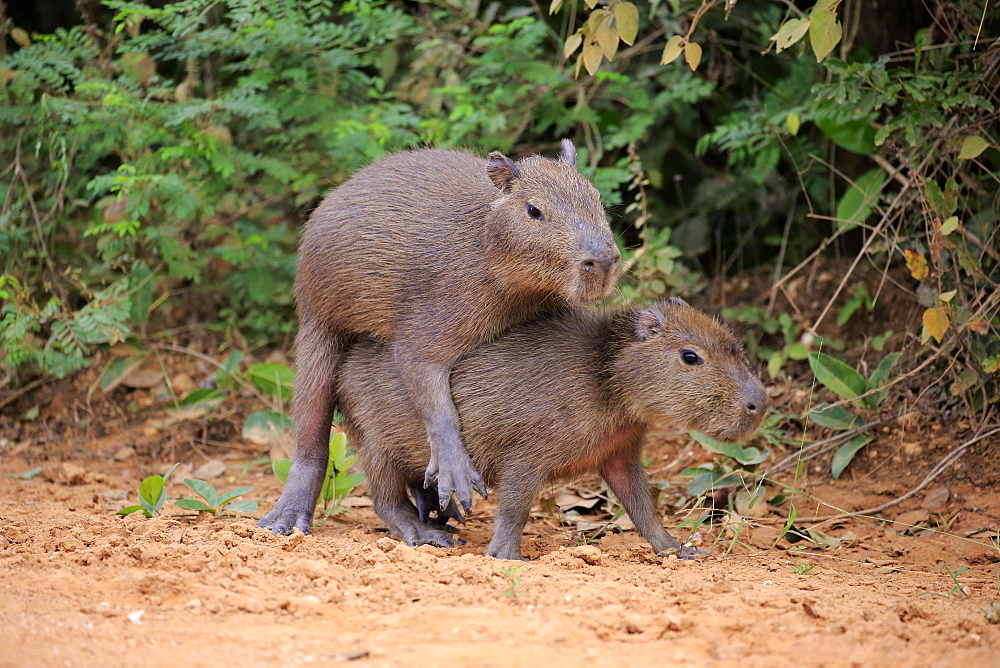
[487,151,521,192]
[667,296,690,307]
[559,139,577,167]
[635,307,666,342]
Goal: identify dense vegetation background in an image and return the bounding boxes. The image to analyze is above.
[1,0,997,479]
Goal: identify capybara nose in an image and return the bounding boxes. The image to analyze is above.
[581,247,621,274]
[743,383,768,416]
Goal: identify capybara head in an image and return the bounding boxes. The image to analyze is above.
[485,140,620,303]
[609,297,768,442]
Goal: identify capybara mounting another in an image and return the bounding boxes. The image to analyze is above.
[336,298,768,560]
[259,140,620,535]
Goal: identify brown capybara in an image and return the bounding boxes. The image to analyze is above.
[259,140,620,535]
[336,297,768,560]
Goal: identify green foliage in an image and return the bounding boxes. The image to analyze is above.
[273,431,365,524]
[499,565,527,597]
[3,1,995,483]
[118,463,180,518]
[176,478,258,515]
[807,351,902,478]
[6,465,43,480]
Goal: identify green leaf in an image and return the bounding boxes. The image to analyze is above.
[217,485,253,506]
[957,135,989,160]
[242,410,293,446]
[127,262,153,327]
[336,472,367,493]
[7,465,43,480]
[223,499,259,513]
[247,363,295,401]
[183,478,220,507]
[549,0,563,14]
[923,178,959,218]
[808,403,863,430]
[166,388,226,420]
[808,10,841,62]
[100,356,140,392]
[117,505,147,517]
[815,111,876,155]
[836,168,887,230]
[138,494,159,517]
[685,470,745,496]
[865,352,901,409]
[215,350,244,390]
[175,498,215,512]
[614,2,639,45]
[772,18,809,52]
[939,216,959,235]
[138,474,165,509]
[808,352,867,400]
[805,527,841,548]
[831,434,873,479]
[272,459,292,485]
[786,111,801,135]
[689,431,770,466]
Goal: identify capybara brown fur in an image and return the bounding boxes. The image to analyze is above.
[259,140,620,535]
[336,298,768,560]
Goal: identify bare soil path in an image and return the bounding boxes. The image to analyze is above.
[3,432,999,667]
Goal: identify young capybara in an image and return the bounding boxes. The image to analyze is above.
[336,298,768,560]
[259,140,620,535]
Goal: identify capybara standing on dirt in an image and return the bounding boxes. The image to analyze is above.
[259,141,620,535]
[336,298,768,559]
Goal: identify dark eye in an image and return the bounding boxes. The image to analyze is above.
[526,203,544,221]
[680,350,703,366]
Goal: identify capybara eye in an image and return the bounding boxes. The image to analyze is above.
[680,350,703,366]
[526,203,544,220]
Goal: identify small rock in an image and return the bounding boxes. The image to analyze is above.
[193,459,226,480]
[127,609,145,624]
[62,462,92,485]
[570,545,603,565]
[623,614,649,634]
[114,446,136,461]
[711,580,734,594]
[738,583,754,591]
[186,598,202,610]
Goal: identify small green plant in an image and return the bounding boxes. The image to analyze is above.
[790,560,816,575]
[721,306,823,379]
[175,478,258,515]
[500,565,527,597]
[118,463,180,518]
[925,563,971,600]
[6,465,43,480]
[272,431,365,525]
[807,350,902,478]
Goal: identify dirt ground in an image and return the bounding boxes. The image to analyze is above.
[2,420,999,667]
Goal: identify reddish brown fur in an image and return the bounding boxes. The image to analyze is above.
[337,299,768,560]
[259,143,619,535]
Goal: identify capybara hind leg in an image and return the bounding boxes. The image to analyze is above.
[259,319,340,535]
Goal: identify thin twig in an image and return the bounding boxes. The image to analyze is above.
[783,423,1000,524]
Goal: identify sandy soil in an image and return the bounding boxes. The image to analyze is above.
[2,426,999,667]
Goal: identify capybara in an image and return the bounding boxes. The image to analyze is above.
[260,140,620,535]
[336,298,768,559]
